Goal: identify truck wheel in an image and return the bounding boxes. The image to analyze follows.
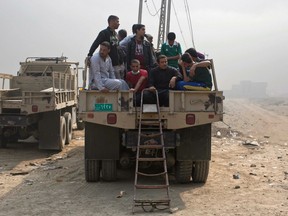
[58,116,66,150]
[102,160,117,181]
[175,160,192,183]
[85,159,101,182]
[64,112,72,144]
[192,160,210,183]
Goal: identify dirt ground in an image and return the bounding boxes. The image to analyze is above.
[0,98,287,216]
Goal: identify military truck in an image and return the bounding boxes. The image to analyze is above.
[78,59,224,183]
[0,57,82,150]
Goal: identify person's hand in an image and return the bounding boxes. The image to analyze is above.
[85,56,91,67]
[178,59,184,67]
[148,86,156,92]
[129,88,135,92]
[169,77,176,88]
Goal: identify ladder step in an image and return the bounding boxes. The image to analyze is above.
[137,171,167,177]
[138,158,165,162]
[135,184,169,189]
[140,133,162,138]
[134,199,170,204]
[138,144,163,149]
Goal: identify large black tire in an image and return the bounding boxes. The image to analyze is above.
[64,112,72,144]
[58,116,66,150]
[102,160,117,181]
[85,159,101,182]
[192,160,210,183]
[175,160,193,183]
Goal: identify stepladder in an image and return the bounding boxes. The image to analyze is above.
[133,89,171,213]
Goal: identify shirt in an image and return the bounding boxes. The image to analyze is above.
[89,53,115,90]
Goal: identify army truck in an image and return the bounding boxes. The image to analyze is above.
[78,59,224,183]
[0,57,82,150]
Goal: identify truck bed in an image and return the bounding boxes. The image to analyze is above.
[78,90,224,130]
[0,89,76,115]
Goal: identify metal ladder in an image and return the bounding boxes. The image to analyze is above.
[132,89,171,213]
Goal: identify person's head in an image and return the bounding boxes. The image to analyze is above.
[108,15,120,30]
[185,48,198,61]
[135,24,146,38]
[167,32,176,45]
[130,59,141,73]
[132,24,139,34]
[157,55,168,69]
[117,29,127,41]
[99,41,110,58]
[181,53,193,67]
[145,34,153,43]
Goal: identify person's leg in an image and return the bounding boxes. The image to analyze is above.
[176,81,186,90]
[134,92,141,106]
[103,79,122,90]
[119,79,129,90]
[158,89,169,107]
[143,91,156,104]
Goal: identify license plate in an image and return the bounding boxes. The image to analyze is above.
[95,103,113,111]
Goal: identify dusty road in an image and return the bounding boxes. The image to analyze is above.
[0,98,287,216]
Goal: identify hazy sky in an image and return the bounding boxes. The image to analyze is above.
[0,0,287,94]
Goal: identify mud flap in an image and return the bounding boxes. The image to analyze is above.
[176,124,211,161]
[85,122,120,160]
[38,110,62,150]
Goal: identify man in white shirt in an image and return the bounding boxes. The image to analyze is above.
[89,41,129,92]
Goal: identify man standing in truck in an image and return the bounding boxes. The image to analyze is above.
[89,42,129,92]
[143,55,181,106]
[86,15,125,79]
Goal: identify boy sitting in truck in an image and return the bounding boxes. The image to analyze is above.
[126,59,148,106]
[177,52,212,91]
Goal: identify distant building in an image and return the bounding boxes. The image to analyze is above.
[224,80,268,98]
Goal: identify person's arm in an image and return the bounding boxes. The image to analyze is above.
[178,60,190,82]
[189,60,211,78]
[87,31,106,57]
[130,76,146,92]
[107,58,116,79]
[90,57,105,90]
[169,76,177,89]
[166,54,181,61]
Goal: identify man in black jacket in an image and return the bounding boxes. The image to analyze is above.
[126,24,154,74]
[143,55,182,107]
[86,15,125,79]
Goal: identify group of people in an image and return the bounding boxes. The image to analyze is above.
[86,15,213,106]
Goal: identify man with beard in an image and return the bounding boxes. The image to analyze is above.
[143,55,182,107]
[89,41,129,91]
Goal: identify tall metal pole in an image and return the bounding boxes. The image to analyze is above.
[165,0,172,41]
[156,0,167,51]
[138,0,143,24]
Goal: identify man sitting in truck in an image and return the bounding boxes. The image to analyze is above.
[143,55,182,107]
[126,59,148,106]
[177,51,212,91]
[89,41,129,91]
